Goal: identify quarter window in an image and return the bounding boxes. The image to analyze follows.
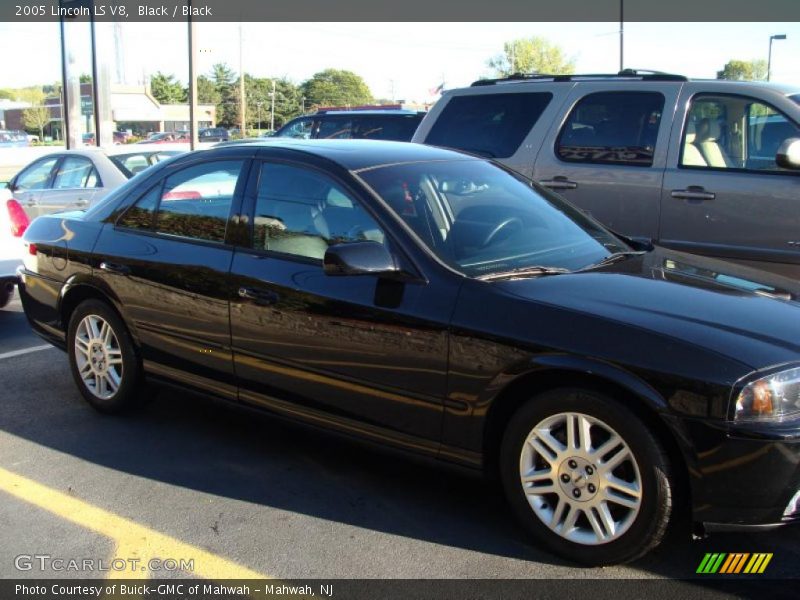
[53,156,100,189]
[253,162,385,260]
[556,92,664,166]
[680,94,800,172]
[425,92,552,159]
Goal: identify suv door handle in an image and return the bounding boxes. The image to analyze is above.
[671,186,716,201]
[238,287,279,305]
[99,261,130,276]
[75,198,88,207]
[539,176,578,190]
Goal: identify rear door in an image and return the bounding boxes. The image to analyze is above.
[534,82,680,239]
[9,155,60,219]
[41,155,101,213]
[93,156,249,400]
[660,86,800,277]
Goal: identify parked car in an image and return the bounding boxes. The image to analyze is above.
[138,132,190,144]
[17,140,800,565]
[413,70,800,279]
[107,149,183,176]
[273,109,424,141]
[199,127,229,142]
[0,184,21,308]
[6,148,137,220]
[0,130,29,147]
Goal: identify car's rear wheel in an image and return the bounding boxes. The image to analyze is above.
[67,299,141,413]
[0,282,13,309]
[500,388,673,565]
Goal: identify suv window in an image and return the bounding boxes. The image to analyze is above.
[680,94,800,172]
[425,92,552,159]
[275,117,314,139]
[253,162,385,260]
[353,115,422,141]
[557,92,664,167]
[15,157,59,190]
[52,156,100,189]
[317,118,353,139]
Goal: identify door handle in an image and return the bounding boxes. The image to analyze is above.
[99,261,130,276]
[671,186,716,201]
[238,286,279,305]
[539,176,578,190]
[76,199,88,207]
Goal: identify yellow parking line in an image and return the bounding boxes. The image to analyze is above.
[0,467,268,580]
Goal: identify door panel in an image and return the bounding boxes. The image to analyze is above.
[534,83,680,239]
[660,87,800,278]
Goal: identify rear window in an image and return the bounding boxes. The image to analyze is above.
[791,94,800,107]
[425,92,552,159]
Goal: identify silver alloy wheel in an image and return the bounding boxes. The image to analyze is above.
[73,314,124,400]
[519,412,642,545]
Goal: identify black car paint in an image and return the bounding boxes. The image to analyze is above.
[17,140,800,529]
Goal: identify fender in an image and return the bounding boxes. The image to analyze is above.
[58,273,142,347]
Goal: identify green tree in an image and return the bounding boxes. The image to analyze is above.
[79,73,92,84]
[150,72,187,104]
[716,59,768,81]
[23,105,51,140]
[210,63,238,127]
[487,36,575,77]
[300,69,373,108]
[0,89,14,100]
[197,75,220,105]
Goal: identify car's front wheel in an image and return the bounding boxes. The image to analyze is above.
[500,388,673,565]
[67,299,141,413]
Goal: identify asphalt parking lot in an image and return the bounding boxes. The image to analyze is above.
[0,293,797,591]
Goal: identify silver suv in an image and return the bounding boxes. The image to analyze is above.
[413,71,800,278]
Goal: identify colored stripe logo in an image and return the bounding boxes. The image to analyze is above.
[696,553,773,574]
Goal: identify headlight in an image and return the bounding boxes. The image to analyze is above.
[735,367,800,421]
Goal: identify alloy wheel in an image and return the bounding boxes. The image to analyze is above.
[73,314,124,400]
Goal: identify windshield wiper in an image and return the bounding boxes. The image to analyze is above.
[576,250,646,272]
[477,266,571,281]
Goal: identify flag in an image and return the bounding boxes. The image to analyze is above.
[428,82,445,96]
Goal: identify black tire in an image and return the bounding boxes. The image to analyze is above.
[67,299,142,414]
[0,284,12,309]
[499,388,673,565]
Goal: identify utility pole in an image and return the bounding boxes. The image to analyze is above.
[188,3,198,149]
[239,24,246,135]
[619,0,624,72]
[257,101,262,133]
[269,80,276,131]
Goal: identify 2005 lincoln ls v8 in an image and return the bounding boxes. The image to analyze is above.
[17,140,800,565]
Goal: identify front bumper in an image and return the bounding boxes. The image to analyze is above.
[676,416,800,527]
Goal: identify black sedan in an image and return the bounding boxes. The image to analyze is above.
[17,140,800,565]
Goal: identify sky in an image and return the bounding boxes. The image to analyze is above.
[1,21,799,102]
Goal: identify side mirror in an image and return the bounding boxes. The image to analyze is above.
[323,241,408,279]
[6,180,16,192]
[776,138,800,170]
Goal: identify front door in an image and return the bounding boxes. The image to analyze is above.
[660,88,800,278]
[229,159,454,450]
[9,155,60,219]
[40,155,100,214]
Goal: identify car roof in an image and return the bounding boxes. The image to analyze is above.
[313,110,424,116]
[206,139,479,171]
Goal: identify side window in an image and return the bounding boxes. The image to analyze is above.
[681,94,800,172]
[276,118,314,139]
[317,118,353,139]
[253,162,385,260]
[425,92,552,158]
[117,185,159,230]
[53,157,100,189]
[155,160,243,242]
[557,92,664,166]
[15,157,59,190]
[353,115,422,141]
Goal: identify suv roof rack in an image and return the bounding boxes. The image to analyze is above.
[471,69,688,87]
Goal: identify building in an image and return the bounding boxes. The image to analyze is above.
[4,84,216,138]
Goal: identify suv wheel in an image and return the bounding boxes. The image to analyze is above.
[67,299,141,413]
[500,388,673,565]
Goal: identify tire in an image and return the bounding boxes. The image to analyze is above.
[0,283,12,309]
[67,299,142,414]
[500,388,673,565]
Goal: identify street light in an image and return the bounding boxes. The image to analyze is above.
[768,34,787,81]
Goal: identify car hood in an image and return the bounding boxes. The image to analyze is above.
[493,247,800,371]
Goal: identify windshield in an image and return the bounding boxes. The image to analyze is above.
[358,160,629,278]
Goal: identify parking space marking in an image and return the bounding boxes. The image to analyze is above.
[0,344,54,361]
[0,467,269,580]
